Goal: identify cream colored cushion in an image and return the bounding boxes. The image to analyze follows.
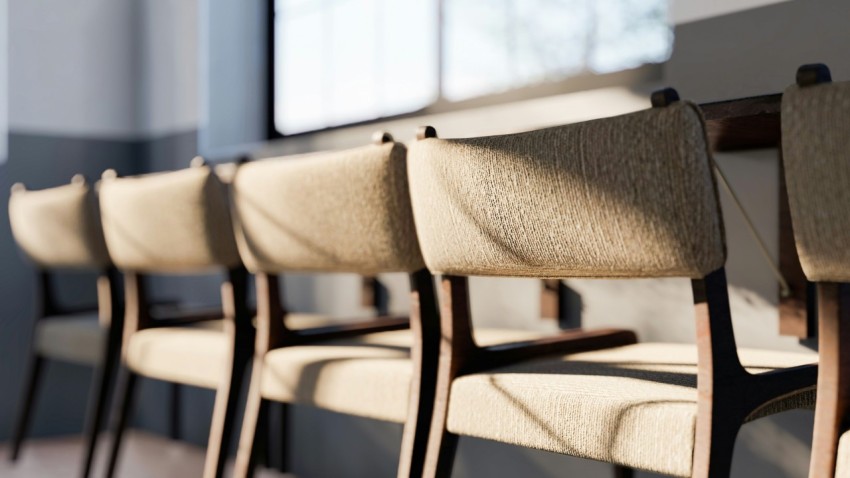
[260,328,550,423]
[782,81,850,281]
[446,343,816,477]
[835,430,850,478]
[35,313,104,365]
[407,102,725,279]
[99,167,240,273]
[9,183,110,269]
[125,313,336,389]
[233,142,425,275]
[125,320,229,389]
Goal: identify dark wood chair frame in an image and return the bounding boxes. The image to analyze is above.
[416,96,818,478]
[9,267,123,478]
[104,267,254,478]
[787,62,850,478]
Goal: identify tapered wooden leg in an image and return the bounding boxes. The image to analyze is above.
[169,383,182,440]
[809,283,850,478]
[613,464,634,478]
[80,330,121,478]
[274,402,290,472]
[202,343,252,478]
[421,366,460,478]
[233,357,266,478]
[690,400,743,478]
[398,269,440,478]
[105,369,138,478]
[9,354,44,461]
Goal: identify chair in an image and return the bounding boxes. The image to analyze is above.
[98,163,251,478]
[228,132,634,477]
[407,93,818,478]
[7,176,121,478]
[781,64,850,478]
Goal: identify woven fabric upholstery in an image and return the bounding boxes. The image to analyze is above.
[35,313,103,365]
[782,81,850,281]
[446,343,816,477]
[125,313,332,388]
[408,102,725,278]
[836,431,850,478]
[260,328,549,423]
[126,320,229,389]
[99,167,240,273]
[232,143,425,274]
[9,183,110,269]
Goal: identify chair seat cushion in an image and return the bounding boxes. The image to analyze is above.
[126,320,229,389]
[445,343,816,477]
[35,313,104,365]
[260,328,551,423]
[836,431,850,478]
[126,313,333,389]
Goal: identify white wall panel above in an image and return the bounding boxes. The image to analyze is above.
[0,0,8,162]
[137,0,200,137]
[670,0,791,25]
[8,0,138,138]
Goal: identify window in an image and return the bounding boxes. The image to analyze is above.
[273,0,671,135]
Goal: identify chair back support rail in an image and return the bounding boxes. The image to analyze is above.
[782,63,850,478]
[408,92,817,478]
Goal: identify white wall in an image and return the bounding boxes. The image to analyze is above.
[137,0,199,137]
[0,0,7,162]
[199,0,266,154]
[670,0,791,24]
[8,0,138,138]
[7,0,199,141]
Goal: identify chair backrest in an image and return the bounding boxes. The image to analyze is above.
[232,140,425,275]
[782,77,850,282]
[407,101,726,279]
[98,166,240,273]
[9,179,111,269]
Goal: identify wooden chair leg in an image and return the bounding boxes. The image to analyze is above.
[274,402,290,473]
[613,464,634,478]
[690,406,743,478]
[203,344,252,478]
[105,369,139,478]
[8,354,44,461]
[421,363,461,478]
[80,331,122,478]
[233,359,266,478]
[169,383,182,441]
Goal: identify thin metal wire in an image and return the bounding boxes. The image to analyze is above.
[712,159,792,298]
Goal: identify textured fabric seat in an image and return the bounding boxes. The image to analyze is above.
[446,343,816,477]
[126,313,336,389]
[126,321,230,389]
[35,313,104,366]
[835,432,850,478]
[260,328,552,424]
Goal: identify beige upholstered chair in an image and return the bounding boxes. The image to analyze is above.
[782,64,850,478]
[228,134,631,478]
[407,94,818,478]
[7,176,120,478]
[98,163,250,478]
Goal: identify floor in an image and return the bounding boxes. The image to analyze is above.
[0,431,292,478]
